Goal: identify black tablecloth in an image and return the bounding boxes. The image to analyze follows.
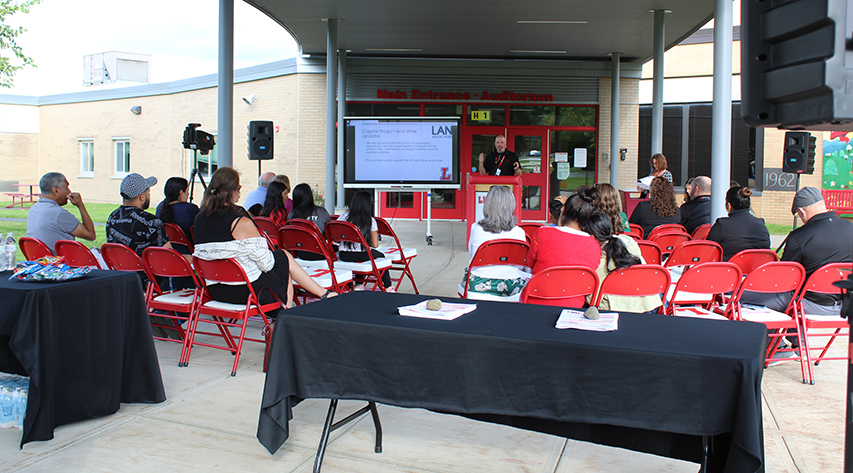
[0,270,166,446]
[258,292,766,473]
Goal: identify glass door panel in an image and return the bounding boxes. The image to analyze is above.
[549,130,597,200]
[508,130,549,222]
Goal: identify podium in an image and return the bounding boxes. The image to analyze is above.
[466,174,523,243]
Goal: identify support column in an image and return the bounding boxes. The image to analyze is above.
[651,10,667,156]
[337,48,347,211]
[217,0,234,167]
[710,0,733,222]
[610,52,622,188]
[325,19,338,214]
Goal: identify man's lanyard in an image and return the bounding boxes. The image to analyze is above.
[495,153,506,170]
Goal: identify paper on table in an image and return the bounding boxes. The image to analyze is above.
[398,300,477,321]
[555,309,619,331]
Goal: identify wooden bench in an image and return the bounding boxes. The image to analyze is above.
[822,189,853,216]
[4,193,30,209]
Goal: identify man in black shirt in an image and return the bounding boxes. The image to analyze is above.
[478,135,522,177]
[106,173,171,256]
[679,176,711,235]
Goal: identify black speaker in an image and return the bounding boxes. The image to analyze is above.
[248,121,274,160]
[742,0,853,130]
[783,131,816,174]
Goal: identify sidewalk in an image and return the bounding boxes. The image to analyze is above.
[0,220,845,472]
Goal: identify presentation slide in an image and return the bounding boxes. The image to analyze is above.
[349,120,457,183]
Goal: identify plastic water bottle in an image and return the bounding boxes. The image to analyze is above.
[13,386,26,430]
[5,233,16,271]
[0,386,13,428]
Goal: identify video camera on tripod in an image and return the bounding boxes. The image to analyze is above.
[182,123,215,155]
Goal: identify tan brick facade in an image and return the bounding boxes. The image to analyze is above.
[598,78,640,190]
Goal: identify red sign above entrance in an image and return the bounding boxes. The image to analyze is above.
[376,89,553,102]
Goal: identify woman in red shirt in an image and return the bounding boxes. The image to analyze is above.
[527,186,602,307]
[260,181,289,227]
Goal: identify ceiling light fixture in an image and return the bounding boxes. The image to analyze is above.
[510,50,567,54]
[517,20,588,24]
[365,48,423,52]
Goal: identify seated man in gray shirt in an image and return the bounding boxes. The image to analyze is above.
[26,172,97,253]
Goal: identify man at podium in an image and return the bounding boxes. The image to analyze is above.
[478,135,523,177]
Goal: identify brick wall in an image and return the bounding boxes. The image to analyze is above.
[0,132,39,191]
[598,77,640,190]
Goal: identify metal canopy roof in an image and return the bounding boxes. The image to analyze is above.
[245,0,717,64]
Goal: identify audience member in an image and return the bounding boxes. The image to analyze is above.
[682,177,695,204]
[547,197,564,226]
[155,177,199,254]
[106,173,171,256]
[260,181,289,227]
[193,167,333,311]
[287,183,332,261]
[527,186,601,307]
[583,212,661,313]
[338,191,393,291]
[706,186,770,261]
[273,174,293,214]
[679,176,711,235]
[463,186,530,298]
[27,172,96,252]
[243,171,276,216]
[742,187,853,319]
[593,182,629,233]
[629,177,681,237]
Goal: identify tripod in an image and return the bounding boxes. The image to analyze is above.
[188,149,208,203]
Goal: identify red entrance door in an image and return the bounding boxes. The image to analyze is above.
[507,129,549,222]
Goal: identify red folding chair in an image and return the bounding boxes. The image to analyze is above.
[647,224,687,240]
[519,222,543,244]
[796,263,852,382]
[54,239,103,269]
[665,262,742,319]
[649,232,692,257]
[729,261,809,383]
[252,216,281,249]
[664,240,723,268]
[459,239,530,301]
[376,217,419,293]
[282,220,337,266]
[142,246,202,366]
[520,266,598,307]
[636,240,663,265]
[192,256,283,376]
[163,222,194,254]
[728,249,779,275]
[623,230,643,241]
[691,223,712,240]
[326,220,393,292]
[279,225,353,302]
[593,264,671,309]
[629,223,644,239]
[19,236,53,260]
[101,242,149,274]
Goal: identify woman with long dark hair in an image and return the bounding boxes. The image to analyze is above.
[260,181,289,227]
[337,191,393,291]
[629,177,681,237]
[193,167,335,310]
[583,212,661,312]
[288,183,331,235]
[707,186,770,261]
[155,177,199,254]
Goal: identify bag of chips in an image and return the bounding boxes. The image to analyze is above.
[8,256,92,282]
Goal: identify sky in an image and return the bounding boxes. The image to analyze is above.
[4,0,298,96]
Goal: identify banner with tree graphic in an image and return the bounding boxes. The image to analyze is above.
[823,132,853,189]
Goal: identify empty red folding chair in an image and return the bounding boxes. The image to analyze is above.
[192,256,283,376]
[101,242,150,275]
[459,239,530,301]
[728,249,779,275]
[54,239,103,269]
[649,232,691,258]
[376,217,419,293]
[520,266,598,307]
[664,240,723,269]
[636,240,663,265]
[252,216,281,249]
[665,262,742,319]
[19,236,53,260]
[796,263,852,382]
[279,225,353,303]
[163,222,194,254]
[519,222,543,243]
[326,220,393,292]
[593,264,671,310]
[729,261,809,383]
[691,223,712,240]
[629,223,644,239]
[647,224,687,240]
[141,246,202,366]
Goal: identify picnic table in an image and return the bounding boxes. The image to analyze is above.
[5,184,39,209]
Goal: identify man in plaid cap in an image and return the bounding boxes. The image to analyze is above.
[105,173,172,256]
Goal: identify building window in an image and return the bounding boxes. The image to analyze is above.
[79,139,94,177]
[113,139,130,175]
[509,106,596,127]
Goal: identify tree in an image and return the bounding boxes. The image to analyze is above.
[0,0,41,88]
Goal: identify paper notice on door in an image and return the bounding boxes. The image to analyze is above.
[573,148,587,168]
[555,152,568,163]
[556,162,571,180]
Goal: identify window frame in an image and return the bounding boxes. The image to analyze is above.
[112,137,131,177]
[78,138,94,178]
